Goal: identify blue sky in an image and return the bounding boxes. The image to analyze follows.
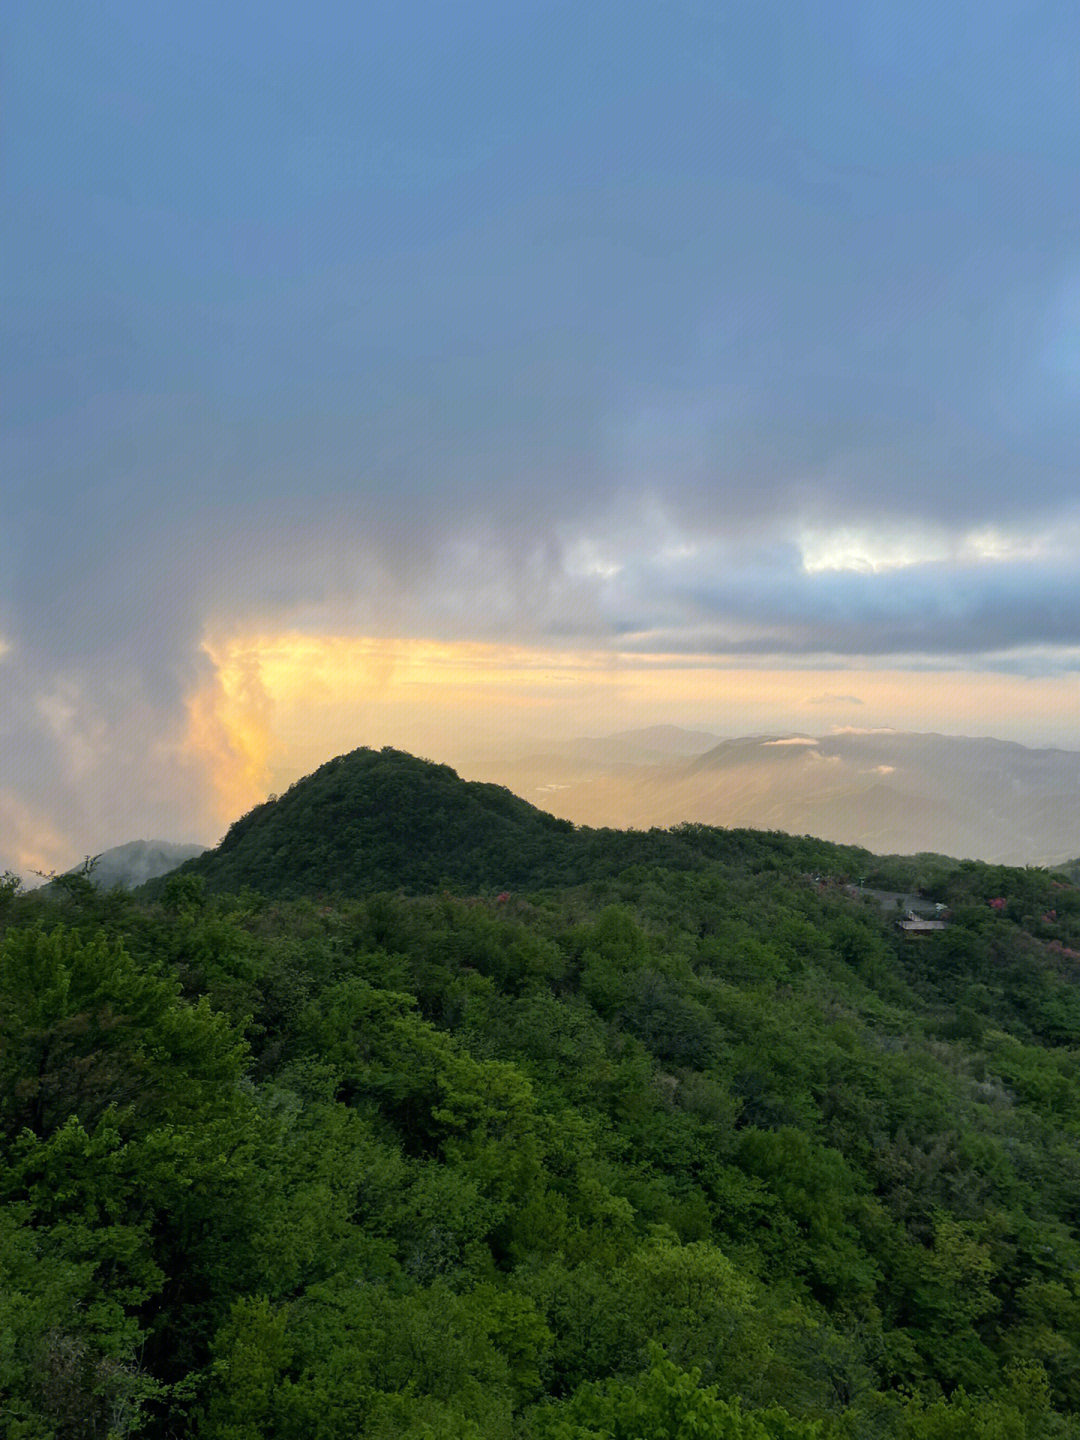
[4,0,1080,867]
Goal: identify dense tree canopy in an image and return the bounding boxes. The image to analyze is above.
[5,751,1080,1436]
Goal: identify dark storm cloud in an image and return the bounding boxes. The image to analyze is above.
[607,549,1080,658]
[5,0,1080,865]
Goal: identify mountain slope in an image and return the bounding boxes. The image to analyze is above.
[485,730,1080,864]
[90,839,207,889]
[152,746,877,899]
[161,747,581,898]
[43,839,207,894]
[7,785,1080,1437]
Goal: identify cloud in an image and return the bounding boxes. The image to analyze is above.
[608,529,1080,659]
[4,488,1080,877]
[7,0,1080,865]
[0,788,72,879]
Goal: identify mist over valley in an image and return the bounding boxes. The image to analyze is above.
[463,726,1080,866]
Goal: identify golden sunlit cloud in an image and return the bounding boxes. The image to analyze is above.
[183,643,276,825]
[183,630,1080,828]
[0,790,72,880]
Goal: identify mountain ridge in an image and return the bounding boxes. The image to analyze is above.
[147,744,882,900]
[42,838,207,893]
[466,728,1080,864]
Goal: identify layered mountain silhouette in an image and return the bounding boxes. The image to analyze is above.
[146,746,872,899]
[468,729,1080,865]
[121,730,1080,900]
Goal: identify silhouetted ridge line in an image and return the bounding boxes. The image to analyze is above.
[148,745,876,899]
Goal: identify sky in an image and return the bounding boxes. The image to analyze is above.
[4,0,1080,873]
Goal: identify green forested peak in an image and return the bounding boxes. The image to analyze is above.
[7,753,1080,1437]
[152,745,881,901]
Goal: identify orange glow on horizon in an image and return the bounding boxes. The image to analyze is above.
[182,630,1080,825]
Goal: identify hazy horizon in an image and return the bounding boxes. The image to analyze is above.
[6,2,1080,874]
[14,720,1080,881]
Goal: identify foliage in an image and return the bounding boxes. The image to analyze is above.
[142,747,877,901]
[5,752,1080,1435]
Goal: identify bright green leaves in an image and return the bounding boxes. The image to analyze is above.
[736,1127,882,1309]
[0,1202,165,1440]
[199,1282,551,1440]
[6,837,1080,1437]
[0,925,243,1142]
[626,1240,770,1393]
[536,1350,827,1440]
[0,925,262,1433]
[200,1296,291,1440]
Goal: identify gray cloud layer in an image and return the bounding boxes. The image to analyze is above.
[5,0,1080,866]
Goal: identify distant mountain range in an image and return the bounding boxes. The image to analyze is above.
[52,729,1080,892]
[462,727,1080,865]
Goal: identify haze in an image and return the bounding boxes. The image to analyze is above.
[4,2,1080,874]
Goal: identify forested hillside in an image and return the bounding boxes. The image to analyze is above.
[5,752,1080,1437]
[153,746,882,899]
